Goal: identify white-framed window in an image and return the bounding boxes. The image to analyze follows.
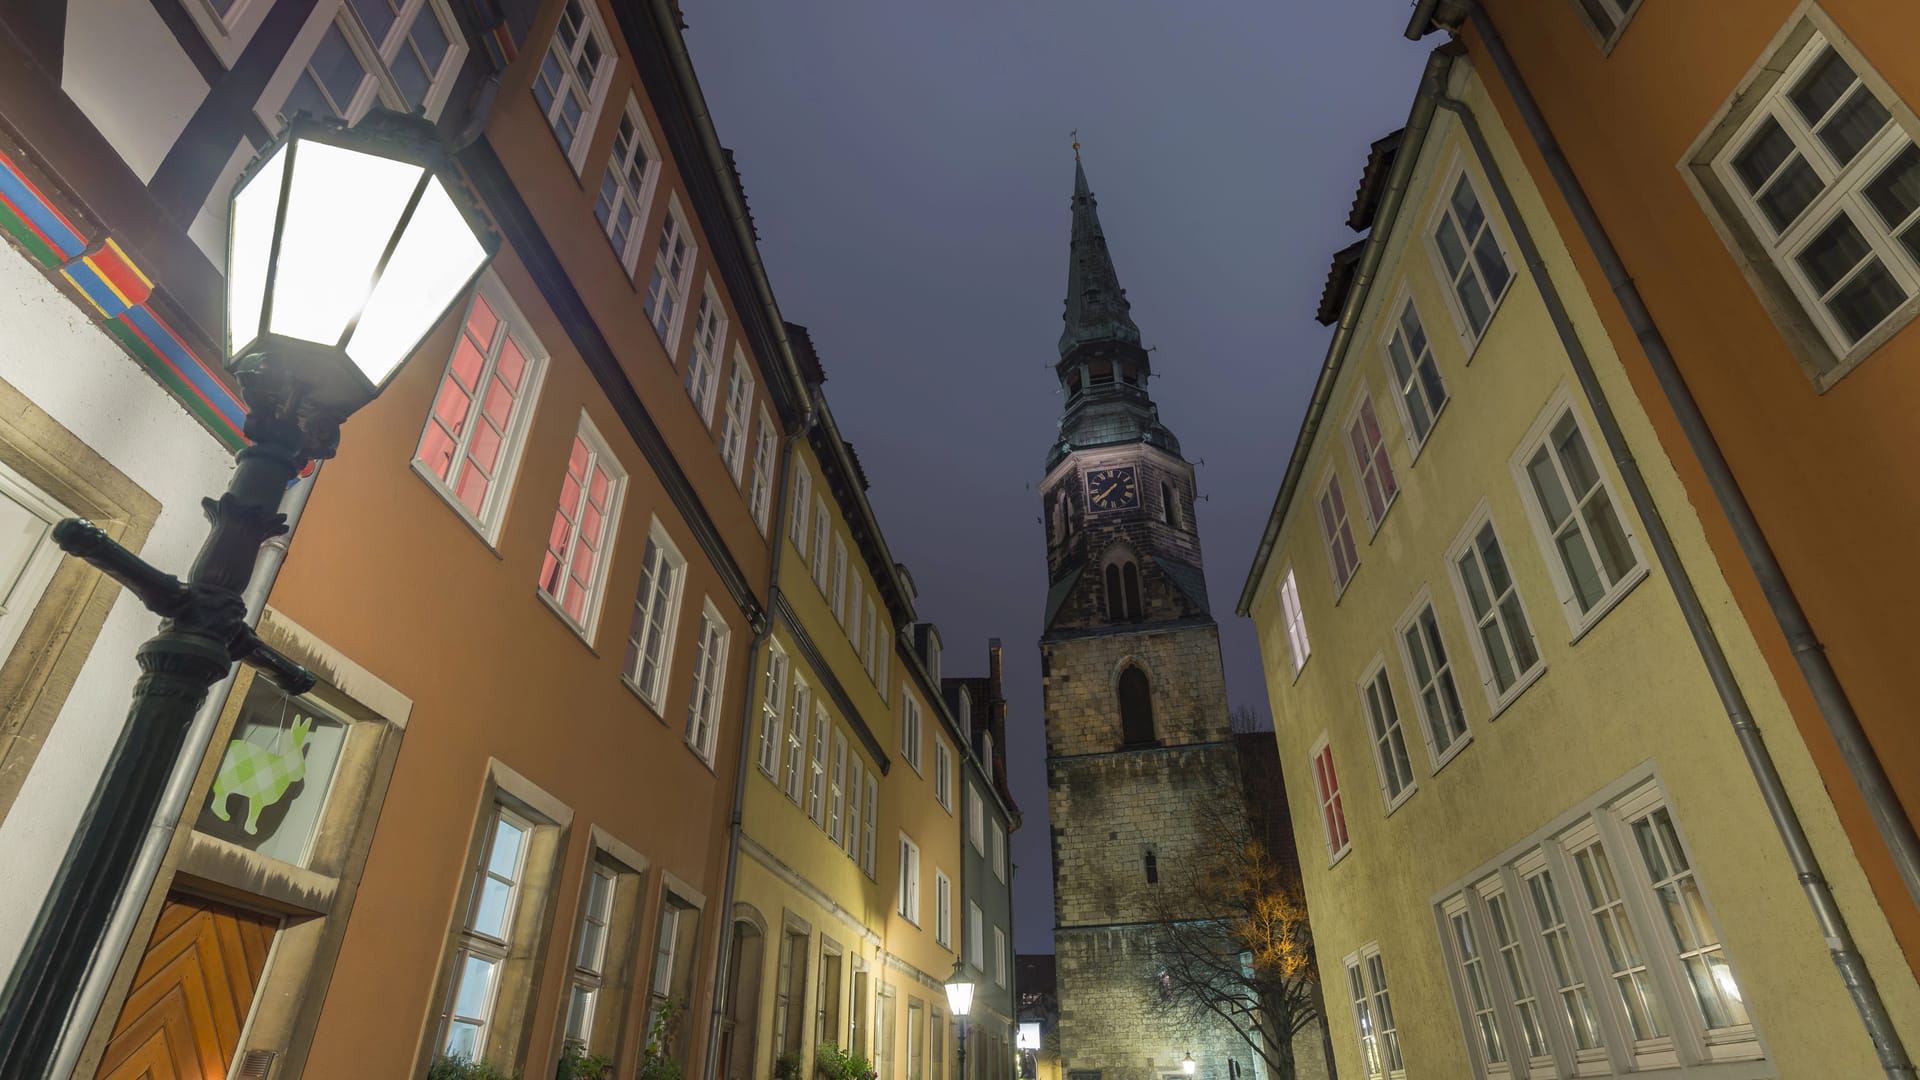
[897,833,921,923]
[1309,734,1350,864]
[594,97,661,274]
[935,741,953,812]
[967,786,985,855]
[1430,164,1514,345]
[1447,509,1544,711]
[0,463,68,669]
[441,806,532,1059]
[1707,29,1920,369]
[1436,777,1760,1074]
[720,354,754,482]
[539,416,625,640]
[684,601,728,763]
[862,773,878,877]
[967,901,984,970]
[901,695,924,773]
[1479,881,1553,1073]
[1343,946,1403,1080]
[849,579,865,648]
[784,678,810,806]
[530,0,613,171]
[789,462,814,557]
[564,863,618,1050]
[1317,472,1361,596]
[758,645,788,778]
[993,926,1007,987]
[685,285,726,422]
[646,891,700,1044]
[875,620,891,702]
[829,731,849,845]
[1358,662,1416,810]
[847,756,865,863]
[1383,296,1448,454]
[831,537,849,622]
[811,498,831,592]
[749,407,777,533]
[862,598,879,679]
[1396,593,1470,770]
[1571,0,1646,51]
[260,0,466,132]
[183,0,278,69]
[1345,393,1399,532]
[1443,894,1508,1070]
[991,822,1006,883]
[1277,566,1310,677]
[623,521,687,710]
[1513,397,1645,634]
[808,702,829,826]
[413,276,546,544]
[934,870,953,947]
[645,198,696,351]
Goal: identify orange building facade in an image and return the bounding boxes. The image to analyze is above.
[0,0,812,1076]
[1411,0,1920,974]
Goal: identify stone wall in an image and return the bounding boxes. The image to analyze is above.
[1041,622,1231,758]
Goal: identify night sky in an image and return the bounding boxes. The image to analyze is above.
[685,2,1432,953]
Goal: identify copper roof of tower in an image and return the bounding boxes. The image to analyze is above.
[1059,156,1142,358]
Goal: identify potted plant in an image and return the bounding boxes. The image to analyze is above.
[815,1042,878,1080]
[556,1040,614,1080]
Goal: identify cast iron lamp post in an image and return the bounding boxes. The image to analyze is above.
[947,959,977,1080]
[0,108,495,1072]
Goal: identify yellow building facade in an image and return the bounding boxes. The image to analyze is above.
[1239,53,1920,1080]
[724,380,966,1080]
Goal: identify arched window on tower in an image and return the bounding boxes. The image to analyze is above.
[1050,494,1066,548]
[1119,666,1155,746]
[1103,558,1143,623]
[1161,481,1178,527]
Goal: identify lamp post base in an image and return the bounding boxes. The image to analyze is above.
[0,408,321,1075]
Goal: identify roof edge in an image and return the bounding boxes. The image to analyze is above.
[1236,46,1458,616]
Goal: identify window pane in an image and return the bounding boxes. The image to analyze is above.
[1526,448,1574,528]
[1733,117,1793,196]
[1802,214,1877,296]
[1817,87,1892,165]
[1758,156,1824,232]
[1828,257,1909,341]
[1455,274,1492,335]
[1451,176,1487,239]
[1434,219,1468,277]
[1865,144,1920,234]
[1790,47,1856,127]
[1473,230,1511,303]
[453,953,497,1022]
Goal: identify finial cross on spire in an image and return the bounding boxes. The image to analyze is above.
[1071,129,1080,160]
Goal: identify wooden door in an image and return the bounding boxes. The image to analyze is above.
[93,892,278,1080]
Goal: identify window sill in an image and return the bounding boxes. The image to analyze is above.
[1381,784,1417,818]
[1563,564,1650,647]
[1404,399,1447,466]
[1327,845,1351,870]
[1458,282,1513,366]
[620,674,669,725]
[412,461,508,557]
[1486,662,1548,723]
[1811,290,1920,393]
[1329,569,1358,607]
[1363,495,1399,544]
[536,588,601,654]
[1428,734,1472,776]
[684,739,718,775]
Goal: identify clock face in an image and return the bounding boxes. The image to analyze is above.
[1086,466,1140,512]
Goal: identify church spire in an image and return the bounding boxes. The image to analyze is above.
[1059,154,1141,358]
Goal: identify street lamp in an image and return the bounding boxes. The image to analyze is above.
[1183,1052,1197,1077]
[0,108,495,1072]
[946,958,977,1080]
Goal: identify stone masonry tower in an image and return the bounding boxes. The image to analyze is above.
[1038,153,1249,1080]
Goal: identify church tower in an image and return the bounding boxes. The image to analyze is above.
[1039,154,1249,1080]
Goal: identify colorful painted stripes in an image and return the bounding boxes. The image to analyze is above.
[0,147,247,450]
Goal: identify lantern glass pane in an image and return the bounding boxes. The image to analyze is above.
[347,176,488,388]
[227,144,288,356]
[268,139,423,348]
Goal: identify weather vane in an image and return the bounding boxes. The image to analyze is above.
[1071,129,1080,159]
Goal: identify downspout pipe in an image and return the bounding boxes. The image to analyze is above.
[1437,0,1920,926]
[705,391,816,1080]
[1432,67,1914,1080]
[50,466,321,1080]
